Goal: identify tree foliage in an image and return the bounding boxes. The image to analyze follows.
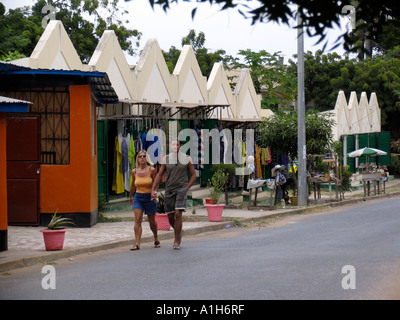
[149,0,400,58]
[163,29,229,77]
[0,0,141,63]
[258,109,335,160]
[0,3,42,58]
[229,50,297,110]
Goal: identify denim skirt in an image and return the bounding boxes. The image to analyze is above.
[132,192,157,215]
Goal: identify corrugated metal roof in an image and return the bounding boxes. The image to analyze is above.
[0,62,119,105]
[0,96,32,104]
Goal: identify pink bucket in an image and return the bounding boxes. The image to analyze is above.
[155,214,170,230]
[40,229,66,251]
[205,204,225,222]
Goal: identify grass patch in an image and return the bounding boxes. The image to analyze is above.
[97,213,122,223]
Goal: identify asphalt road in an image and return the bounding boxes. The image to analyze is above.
[1,197,400,301]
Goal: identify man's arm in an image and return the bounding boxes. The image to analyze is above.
[186,156,197,191]
[151,164,166,200]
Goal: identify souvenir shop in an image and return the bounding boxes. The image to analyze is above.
[98,109,283,202]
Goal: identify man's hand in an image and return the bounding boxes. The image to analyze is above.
[151,190,158,202]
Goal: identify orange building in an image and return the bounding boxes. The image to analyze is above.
[0,62,118,232]
[0,96,30,251]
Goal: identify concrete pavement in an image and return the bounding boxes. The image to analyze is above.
[1,178,399,272]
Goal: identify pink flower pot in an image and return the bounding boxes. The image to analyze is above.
[40,229,67,251]
[155,213,170,230]
[205,204,225,222]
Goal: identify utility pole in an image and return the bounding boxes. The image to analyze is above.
[297,10,307,206]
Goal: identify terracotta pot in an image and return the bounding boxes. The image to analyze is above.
[40,229,67,251]
[155,213,170,230]
[205,199,214,204]
[205,204,225,222]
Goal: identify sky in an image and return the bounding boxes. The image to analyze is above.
[2,0,351,65]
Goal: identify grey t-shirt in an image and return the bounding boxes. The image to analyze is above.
[165,153,189,191]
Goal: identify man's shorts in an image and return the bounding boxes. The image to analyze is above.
[165,187,187,213]
[132,192,157,215]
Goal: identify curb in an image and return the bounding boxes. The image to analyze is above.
[0,220,233,272]
[1,191,400,272]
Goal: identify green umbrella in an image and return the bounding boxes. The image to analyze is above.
[347,147,387,157]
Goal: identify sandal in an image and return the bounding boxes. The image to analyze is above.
[173,244,181,250]
[130,244,140,251]
[154,241,160,248]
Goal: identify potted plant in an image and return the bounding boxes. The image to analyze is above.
[40,210,74,251]
[155,192,170,230]
[205,168,228,222]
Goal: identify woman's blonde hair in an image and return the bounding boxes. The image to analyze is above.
[135,150,153,168]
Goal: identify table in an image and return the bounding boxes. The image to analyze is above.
[362,173,385,197]
[247,179,276,210]
[308,177,343,201]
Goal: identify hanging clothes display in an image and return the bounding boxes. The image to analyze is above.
[260,147,272,165]
[255,145,262,178]
[112,135,124,194]
[119,132,131,192]
[128,134,135,188]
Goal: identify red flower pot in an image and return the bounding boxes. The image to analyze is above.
[40,229,67,251]
[155,213,170,230]
[205,204,225,222]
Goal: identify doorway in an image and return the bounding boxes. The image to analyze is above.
[6,115,40,225]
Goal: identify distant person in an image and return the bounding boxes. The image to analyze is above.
[151,139,197,250]
[129,150,159,250]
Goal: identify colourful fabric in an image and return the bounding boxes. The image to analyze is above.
[112,135,124,194]
[120,133,131,192]
[128,135,135,187]
[255,145,262,178]
[260,147,272,165]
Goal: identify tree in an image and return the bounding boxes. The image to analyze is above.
[258,109,335,194]
[229,50,297,110]
[0,51,26,61]
[163,45,181,73]
[148,0,400,57]
[1,0,141,63]
[181,29,205,52]
[0,3,43,57]
[288,50,355,111]
[163,29,229,77]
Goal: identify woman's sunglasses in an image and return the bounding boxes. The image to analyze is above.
[138,155,146,159]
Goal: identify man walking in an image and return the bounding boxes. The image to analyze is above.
[152,139,197,250]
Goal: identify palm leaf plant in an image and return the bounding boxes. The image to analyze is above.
[47,210,75,230]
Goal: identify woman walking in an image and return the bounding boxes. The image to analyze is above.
[129,150,159,250]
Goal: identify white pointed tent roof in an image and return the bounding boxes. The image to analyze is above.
[358,92,370,133]
[29,20,82,70]
[233,69,261,120]
[331,90,350,140]
[368,92,381,132]
[348,91,361,134]
[207,62,234,119]
[88,30,135,101]
[173,45,208,105]
[328,90,382,141]
[135,38,174,104]
[23,20,268,121]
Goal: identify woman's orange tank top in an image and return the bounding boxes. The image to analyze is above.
[134,167,153,193]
